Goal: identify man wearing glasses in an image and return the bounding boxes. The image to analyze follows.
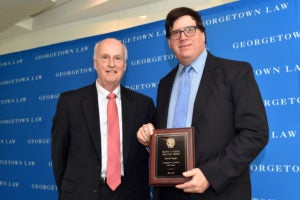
[137,7,268,200]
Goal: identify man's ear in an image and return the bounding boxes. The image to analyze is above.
[93,60,97,71]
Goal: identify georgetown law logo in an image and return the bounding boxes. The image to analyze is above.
[38,94,60,101]
[0,75,42,86]
[27,138,51,145]
[166,138,176,149]
[232,31,300,49]
[130,53,176,67]
[34,45,89,60]
[0,180,19,188]
[0,117,42,125]
[125,81,159,91]
[271,130,297,140]
[251,164,300,173]
[203,2,289,26]
[121,29,166,44]
[0,59,23,67]
[55,67,94,78]
[264,96,300,107]
[0,160,35,167]
[0,138,16,145]
[254,63,300,77]
[0,97,27,105]
[31,184,57,191]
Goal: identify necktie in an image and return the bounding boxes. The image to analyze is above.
[106,93,121,191]
[173,66,192,128]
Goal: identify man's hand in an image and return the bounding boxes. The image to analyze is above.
[137,123,155,146]
[175,168,210,193]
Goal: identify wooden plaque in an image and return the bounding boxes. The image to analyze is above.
[149,127,195,186]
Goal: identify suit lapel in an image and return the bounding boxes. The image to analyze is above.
[159,54,217,127]
[120,87,133,165]
[81,84,102,159]
[192,52,217,124]
[158,67,178,128]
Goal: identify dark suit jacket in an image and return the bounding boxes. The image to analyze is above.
[154,52,269,200]
[51,83,155,200]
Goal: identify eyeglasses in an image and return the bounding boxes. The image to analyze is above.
[169,26,198,40]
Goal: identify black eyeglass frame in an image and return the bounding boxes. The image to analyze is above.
[169,26,199,40]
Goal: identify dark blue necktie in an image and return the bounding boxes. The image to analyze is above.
[173,66,192,128]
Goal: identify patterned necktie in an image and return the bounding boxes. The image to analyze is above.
[173,66,192,128]
[106,93,121,191]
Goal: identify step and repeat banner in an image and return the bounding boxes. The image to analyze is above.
[0,0,299,199]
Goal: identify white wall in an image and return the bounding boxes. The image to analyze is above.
[0,0,235,55]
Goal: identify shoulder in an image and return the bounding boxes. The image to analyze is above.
[59,83,96,99]
[159,65,178,86]
[121,86,153,102]
[207,52,252,71]
[206,52,254,81]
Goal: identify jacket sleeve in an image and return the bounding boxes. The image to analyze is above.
[51,93,70,193]
[201,62,269,193]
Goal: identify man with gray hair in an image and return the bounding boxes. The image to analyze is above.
[52,38,155,200]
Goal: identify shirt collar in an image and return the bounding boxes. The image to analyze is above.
[95,81,121,99]
[178,48,207,74]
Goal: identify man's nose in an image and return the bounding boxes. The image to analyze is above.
[108,58,114,66]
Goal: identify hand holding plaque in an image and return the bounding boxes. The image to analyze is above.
[149,127,195,186]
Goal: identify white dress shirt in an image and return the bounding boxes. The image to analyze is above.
[95,81,124,177]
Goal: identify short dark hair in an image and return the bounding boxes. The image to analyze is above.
[165,7,206,38]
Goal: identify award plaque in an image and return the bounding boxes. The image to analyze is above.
[149,127,195,186]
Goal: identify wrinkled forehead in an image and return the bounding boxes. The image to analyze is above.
[97,45,124,57]
[95,39,126,58]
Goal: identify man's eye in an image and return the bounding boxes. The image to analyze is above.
[186,27,193,32]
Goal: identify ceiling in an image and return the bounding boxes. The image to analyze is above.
[0,0,162,40]
[0,0,235,41]
[0,0,55,31]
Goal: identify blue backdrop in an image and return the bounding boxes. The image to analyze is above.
[1,0,299,199]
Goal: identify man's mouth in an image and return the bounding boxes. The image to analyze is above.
[179,44,191,49]
[106,70,117,73]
